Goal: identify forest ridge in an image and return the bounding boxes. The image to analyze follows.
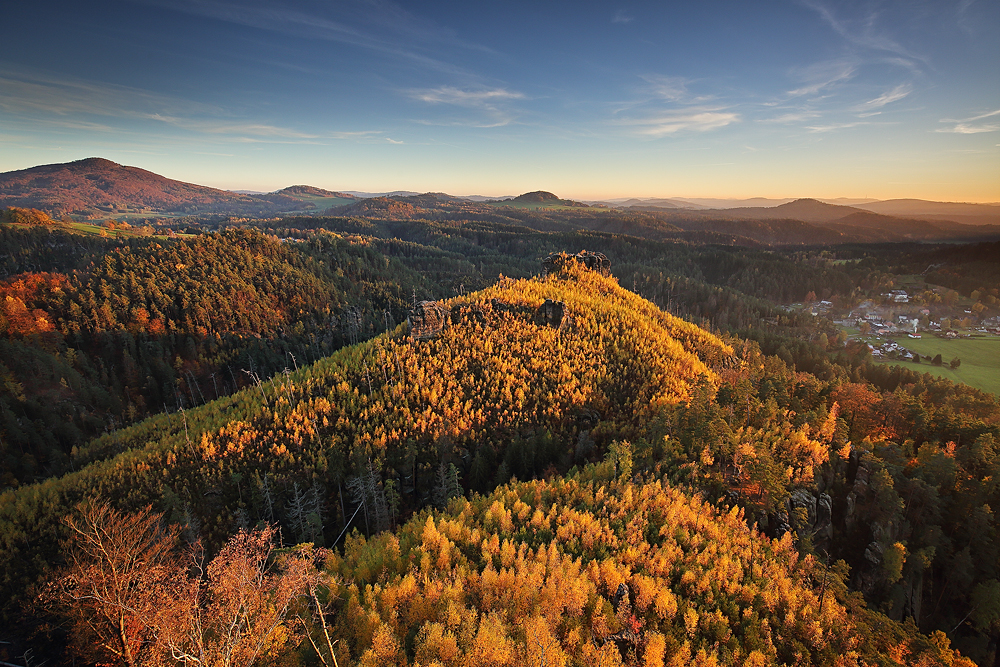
[2,158,999,242]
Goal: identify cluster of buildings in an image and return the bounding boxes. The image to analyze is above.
[868,339,917,360]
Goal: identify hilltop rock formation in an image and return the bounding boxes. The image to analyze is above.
[408,300,450,340]
[542,250,611,276]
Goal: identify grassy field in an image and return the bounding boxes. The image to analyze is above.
[874,336,1000,396]
[61,222,195,239]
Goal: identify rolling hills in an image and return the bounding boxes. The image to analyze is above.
[0,158,353,217]
[3,158,999,245]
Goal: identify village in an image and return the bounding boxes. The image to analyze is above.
[789,286,1000,366]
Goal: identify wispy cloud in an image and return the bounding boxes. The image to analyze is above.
[612,10,633,24]
[638,75,714,104]
[408,86,525,127]
[619,109,739,137]
[758,111,822,124]
[936,109,1000,134]
[410,87,524,106]
[853,84,911,112]
[140,0,489,78]
[0,72,199,118]
[786,60,857,97]
[0,68,380,144]
[385,137,404,144]
[610,74,736,137]
[148,114,321,139]
[806,120,870,133]
[798,0,925,68]
[957,0,978,36]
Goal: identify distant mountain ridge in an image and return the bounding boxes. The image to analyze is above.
[2,157,998,241]
[0,158,347,217]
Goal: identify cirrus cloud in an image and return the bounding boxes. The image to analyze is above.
[407,86,525,127]
[619,109,740,137]
[936,109,1000,134]
[853,84,912,112]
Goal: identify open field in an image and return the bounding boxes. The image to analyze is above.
[62,222,196,239]
[873,335,1000,396]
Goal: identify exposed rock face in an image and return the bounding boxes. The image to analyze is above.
[542,250,611,276]
[489,298,533,318]
[816,493,833,544]
[790,489,818,529]
[773,511,791,539]
[606,582,641,659]
[783,489,834,549]
[612,582,630,614]
[844,457,871,533]
[535,298,564,327]
[408,301,450,340]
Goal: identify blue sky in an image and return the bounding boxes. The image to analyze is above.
[1,0,997,201]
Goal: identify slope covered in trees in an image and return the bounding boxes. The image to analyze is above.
[38,468,976,666]
[327,468,974,667]
[2,216,999,664]
[0,226,436,488]
[0,264,728,635]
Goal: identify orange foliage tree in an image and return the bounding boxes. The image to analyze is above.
[42,501,181,666]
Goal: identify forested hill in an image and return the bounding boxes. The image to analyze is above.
[0,226,440,489]
[0,158,344,217]
[2,258,998,665]
[1,263,729,628]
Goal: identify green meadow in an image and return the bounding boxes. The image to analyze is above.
[876,335,1000,397]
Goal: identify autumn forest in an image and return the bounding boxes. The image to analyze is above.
[1,195,999,667]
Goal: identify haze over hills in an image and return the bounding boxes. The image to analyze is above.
[2,158,999,243]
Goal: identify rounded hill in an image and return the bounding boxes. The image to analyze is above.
[514,190,560,202]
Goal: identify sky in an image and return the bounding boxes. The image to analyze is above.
[0,0,997,201]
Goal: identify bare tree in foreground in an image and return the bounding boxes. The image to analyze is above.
[154,525,322,667]
[44,503,330,666]
[43,501,181,666]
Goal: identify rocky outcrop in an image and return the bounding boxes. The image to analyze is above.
[766,489,834,549]
[489,298,533,318]
[816,493,833,544]
[542,250,611,276]
[605,583,642,659]
[408,301,450,340]
[790,489,817,528]
[535,298,564,327]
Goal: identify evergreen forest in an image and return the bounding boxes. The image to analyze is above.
[1,208,998,666]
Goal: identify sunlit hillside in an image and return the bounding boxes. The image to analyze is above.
[328,469,971,667]
[0,262,730,615]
